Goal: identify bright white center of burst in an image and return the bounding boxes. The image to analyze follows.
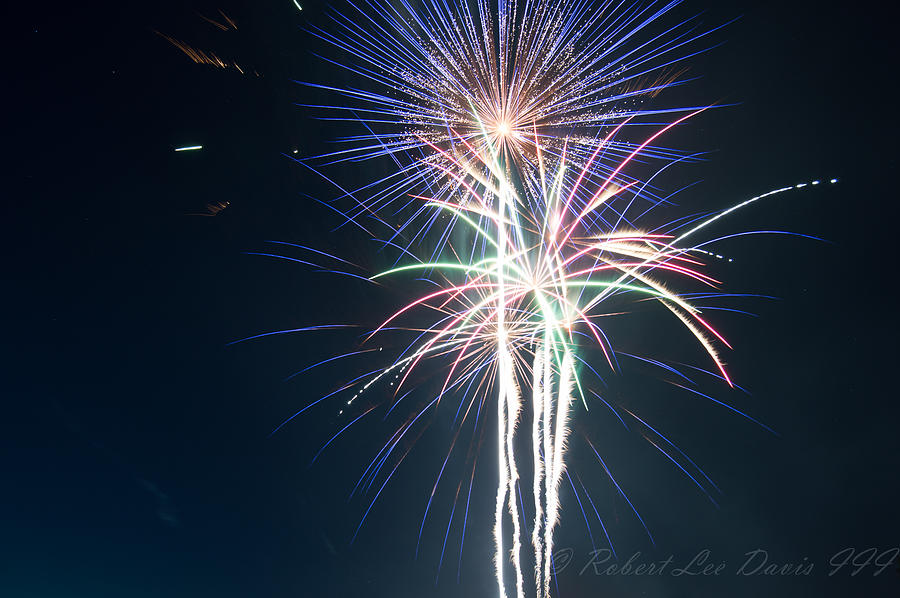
[496,120,512,137]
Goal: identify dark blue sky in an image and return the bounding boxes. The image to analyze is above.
[2,1,897,597]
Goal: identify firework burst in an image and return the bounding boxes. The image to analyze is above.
[246,1,835,597]
[300,0,725,246]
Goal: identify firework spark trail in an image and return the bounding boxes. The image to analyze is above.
[494,164,512,598]
[674,178,839,245]
[543,351,574,598]
[496,141,527,598]
[502,342,525,598]
[494,366,509,598]
[530,343,545,593]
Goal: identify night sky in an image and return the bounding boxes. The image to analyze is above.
[3,1,897,597]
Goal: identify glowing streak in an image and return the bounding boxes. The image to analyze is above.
[675,178,839,244]
[174,145,202,152]
[530,345,545,592]
[543,351,574,598]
